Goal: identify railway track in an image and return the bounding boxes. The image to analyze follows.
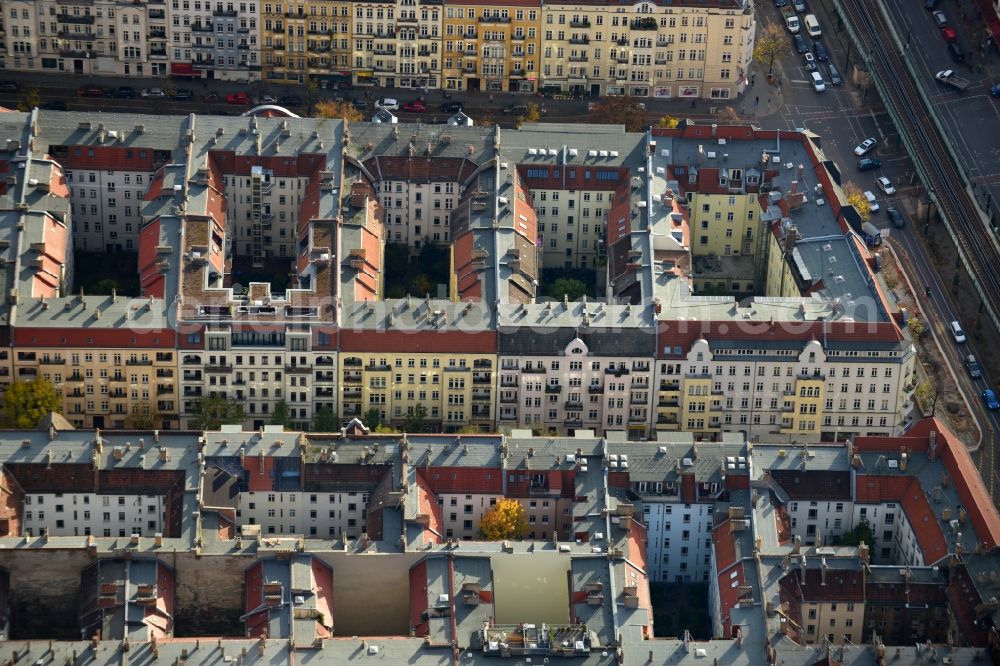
[839,0,1000,318]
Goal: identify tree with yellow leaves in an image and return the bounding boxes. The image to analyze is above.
[313,99,362,121]
[843,182,872,222]
[478,498,529,540]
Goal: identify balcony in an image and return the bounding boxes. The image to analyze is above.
[66,390,84,398]
[342,405,361,417]
[659,381,680,391]
[569,55,589,62]
[285,364,312,373]
[57,14,95,24]
[150,48,168,57]
[109,390,127,399]
[571,19,591,28]
[474,359,493,369]
[500,395,517,404]
[545,384,562,394]
[565,401,583,410]
[126,359,153,366]
[109,375,127,383]
[564,418,583,428]
[182,372,202,381]
[630,397,647,405]
[511,33,525,41]
[522,366,546,374]
[630,18,658,30]
[374,48,396,55]
[148,9,165,19]
[444,365,471,373]
[316,371,336,382]
[605,367,630,377]
[479,15,510,23]
[658,398,679,408]
[569,37,590,45]
[343,372,362,384]
[315,388,335,398]
[191,23,214,32]
[473,375,492,385]
[148,29,167,38]
[67,373,84,383]
[157,385,173,396]
[657,415,678,425]
[213,8,238,16]
[343,357,362,367]
[343,387,362,398]
[40,357,66,365]
[183,388,203,397]
[206,364,231,373]
[156,353,173,363]
[588,385,604,394]
[628,414,647,423]
[316,356,336,367]
[463,32,478,39]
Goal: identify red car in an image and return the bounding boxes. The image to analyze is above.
[226,92,251,104]
[402,99,427,112]
[941,26,957,42]
[77,85,105,98]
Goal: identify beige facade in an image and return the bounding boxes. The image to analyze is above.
[350,0,441,88]
[539,0,753,99]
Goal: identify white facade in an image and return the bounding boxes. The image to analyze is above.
[497,338,653,438]
[641,500,714,583]
[379,180,459,247]
[236,489,369,538]
[436,492,501,540]
[22,492,164,538]
[65,167,153,252]
[223,172,309,260]
[786,498,854,546]
[532,187,609,270]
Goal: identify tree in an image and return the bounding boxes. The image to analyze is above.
[125,400,162,430]
[363,407,383,431]
[548,277,588,301]
[657,115,680,129]
[479,498,529,540]
[313,407,338,432]
[591,96,649,132]
[16,88,41,112]
[907,316,925,341]
[833,519,874,547]
[456,424,481,434]
[914,381,941,416]
[313,99,362,121]
[754,23,789,75]
[270,400,291,427]
[715,106,741,123]
[375,423,400,433]
[844,182,872,222]
[516,103,541,128]
[412,273,434,297]
[190,395,245,430]
[403,403,429,433]
[1,378,63,428]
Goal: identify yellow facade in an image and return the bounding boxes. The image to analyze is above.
[781,378,824,435]
[765,229,802,298]
[8,348,178,430]
[262,0,353,86]
[680,376,720,433]
[340,352,496,431]
[441,1,541,92]
[688,191,759,259]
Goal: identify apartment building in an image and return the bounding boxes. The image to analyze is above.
[441,0,541,93]
[244,556,333,641]
[80,558,175,641]
[260,0,352,85]
[350,0,441,89]
[538,0,753,99]
[496,326,656,438]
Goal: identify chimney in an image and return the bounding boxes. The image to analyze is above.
[900,449,908,471]
[792,534,802,555]
[797,163,805,179]
[527,447,534,457]
[820,557,827,585]
[928,430,938,459]
[799,554,807,585]
[790,180,798,195]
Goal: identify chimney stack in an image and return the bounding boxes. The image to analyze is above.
[820,557,827,585]
[928,430,938,459]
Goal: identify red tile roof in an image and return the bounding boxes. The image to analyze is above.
[712,521,738,573]
[900,479,948,564]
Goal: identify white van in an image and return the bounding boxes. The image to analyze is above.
[786,15,800,33]
[804,14,822,37]
[810,71,826,92]
[951,320,967,344]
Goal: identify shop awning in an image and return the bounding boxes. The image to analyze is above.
[170,63,199,78]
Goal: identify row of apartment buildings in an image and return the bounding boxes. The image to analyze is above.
[0,0,754,99]
[0,108,914,440]
[0,416,999,662]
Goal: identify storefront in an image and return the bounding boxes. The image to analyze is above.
[170,63,201,79]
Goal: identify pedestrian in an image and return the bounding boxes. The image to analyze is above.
[691,100,696,108]
[751,74,756,86]
[768,97,771,105]
[755,95,759,105]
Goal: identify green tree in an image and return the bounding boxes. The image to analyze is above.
[479,498,529,540]
[403,403,429,433]
[1,378,63,428]
[754,23,789,75]
[16,88,41,112]
[190,395,245,430]
[363,407,383,430]
[125,400,162,430]
[412,273,434,297]
[591,95,649,132]
[270,400,291,427]
[833,519,874,547]
[548,277,588,301]
[312,406,338,432]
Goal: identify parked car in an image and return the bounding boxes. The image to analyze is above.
[886,206,905,229]
[992,83,1000,97]
[948,41,965,63]
[375,97,399,111]
[941,26,957,42]
[352,99,369,111]
[826,62,843,85]
[0,81,19,92]
[203,92,221,103]
[110,86,136,99]
[813,41,829,61]
[41,100,67,110]
[864,190,880,213]
[854,138,877,156]
[793,0,807,12]
[775,0,789,6]
[793,34,809,54]
[810,71,826,92]
[279,95,303,106]
[857,157,882,171]
[803,52,817,71]
[877,176,896,195]
[984,389,999,411]
[257,95,278,104]
[141,88,166,98]
[172,88,194,100]
[226,92,251,104]
[925,0,938,8]
[402,99,427,112]
[966,354,982,378]
[441,101,464,113]
[504,104,530,115]
[932,10,948,27]
[77,85,106,97]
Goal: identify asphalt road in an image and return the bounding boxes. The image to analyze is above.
[878,0,1000,226]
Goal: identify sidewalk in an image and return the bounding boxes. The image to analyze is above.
[738,62,786,120]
